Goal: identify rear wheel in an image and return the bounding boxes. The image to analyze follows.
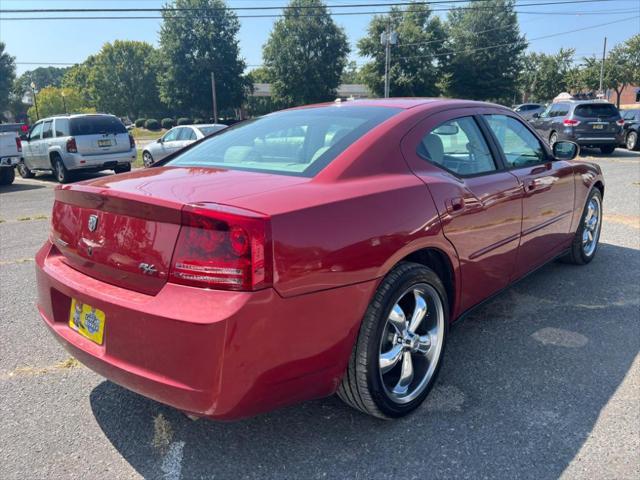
[142,151,154,167]
[114,164,131,174]
[337,262,448,419]
[626,131,639,151]
[0,167,15,186]
[599,145,616,155]
[562,188,603,265]
[17,160,34,178]
[53,156,71,184]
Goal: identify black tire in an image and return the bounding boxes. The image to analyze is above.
[626,131,639,151]
[17,160,34,178]
[142,151,154,167]
[562,188,603,265]
[0,167,15,186]
[114,164,132,174]
[52,156,71,184]
[549,132,558,148]
[337,262,449,419]
[599,144,616,155]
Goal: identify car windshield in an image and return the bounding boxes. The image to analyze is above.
[167,106,401,177]
[574,104,619,117]
[197,125,227,136]
[70,116,127,136]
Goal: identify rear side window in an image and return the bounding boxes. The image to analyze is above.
[417,117,496,176]
[55,118,70,137]
[197,125,226,136]
[485,115,546,168]
[69,116,127,136]
[42,121,53,139]
[167,106,401,177]
[178,128,196,141]
[574,104,619,118]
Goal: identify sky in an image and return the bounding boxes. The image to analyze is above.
[0,0,638,76]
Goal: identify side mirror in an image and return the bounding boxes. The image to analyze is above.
[19,133,28,141]
[532,113,540,119]
[553,141,579,161]
[157,138,163,143]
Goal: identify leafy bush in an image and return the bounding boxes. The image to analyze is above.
[134,118,146,128]
[145,118,161,130]
[177,117,193,126]
[161,118,175,129]
[193,118,205,124]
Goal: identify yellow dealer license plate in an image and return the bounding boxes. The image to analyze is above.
[68,299,105,345]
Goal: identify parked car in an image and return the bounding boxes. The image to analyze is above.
[36,99,604,420]
[142,124,228,167]
[18,114,136,183]
[530,100,624,154]
[512,103,545,120]
[0,123,26,185]
[620,109,640,151]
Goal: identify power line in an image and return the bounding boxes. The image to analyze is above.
[0,0,626,13]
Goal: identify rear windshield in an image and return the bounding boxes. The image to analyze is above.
[574,104,619,118]
[70,116,127,136]
[0,124,26,133]
[197,125,227,136]
[167,106,401,177]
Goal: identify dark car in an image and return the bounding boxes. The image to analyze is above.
[530,100,624,154]
[512,103,545,120]
[620,109,640,151]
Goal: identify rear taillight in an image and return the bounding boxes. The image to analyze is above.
[129,134,135,149]
[616,119,625,126]
[563,119,580,126]
[15,136,21,153]
[169,203,272,291]
[66,137,78,153]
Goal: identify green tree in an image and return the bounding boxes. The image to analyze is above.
[159,0,247,117]
[61,56,98,106]
[27,86,94,122]
[357,2,446,97]
[441,0,527,103]
[13,66,69,99]
[519,48,575,102]
[90,40,162,118]
[263,0,349,106]
[0,42,16,116]
[341,61,363,84]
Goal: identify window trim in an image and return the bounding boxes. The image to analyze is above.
[478,113,553,171]
[415,115,502,179]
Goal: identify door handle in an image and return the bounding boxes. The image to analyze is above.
[446,197,465,214]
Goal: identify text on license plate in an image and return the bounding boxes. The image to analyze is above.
[98,139,112,147]
[68,299,106,345]
[592,124,604,129]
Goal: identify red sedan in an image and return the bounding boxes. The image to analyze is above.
[36,99,604,420]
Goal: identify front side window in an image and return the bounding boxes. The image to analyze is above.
[167,106,401,177]
[417,116,496,176]
[485,115,546,168]
[163,128,180,142]
[42,121,53,139]
[29,122,43,141]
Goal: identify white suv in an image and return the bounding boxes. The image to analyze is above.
[19,114,136,183]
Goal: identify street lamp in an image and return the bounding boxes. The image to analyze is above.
[30,81,40,120]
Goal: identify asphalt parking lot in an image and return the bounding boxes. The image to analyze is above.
[1,150,638,480]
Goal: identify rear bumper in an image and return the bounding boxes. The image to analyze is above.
[36,242,374,420]
[63,149,136,170]
[561,129,623,146]
[0,155,20,167]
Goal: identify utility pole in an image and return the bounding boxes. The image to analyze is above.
[211,72,218,124]
[381,22,397,99]
[30,81,39,120]
[598,37,607,98]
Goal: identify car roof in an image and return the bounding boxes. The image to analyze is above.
[285,97,504,111]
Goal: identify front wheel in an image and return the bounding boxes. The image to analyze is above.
[337,262,448,419]
[562,188,603,265]
[599,145,616,155]
[626,131,639,151]
[142,151,154,168]
[17,160,34,178]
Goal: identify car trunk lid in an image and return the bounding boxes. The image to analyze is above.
[70,115,131,155]
[573,103,621,135]
[49,166,306,295]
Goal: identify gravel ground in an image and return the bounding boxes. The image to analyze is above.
[0,149,638,480]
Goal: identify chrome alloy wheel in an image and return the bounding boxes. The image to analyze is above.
[378,284,445,404]
[582,194,601,257]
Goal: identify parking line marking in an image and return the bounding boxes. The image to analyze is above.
[0,258,34,266]
[0,357,81,381]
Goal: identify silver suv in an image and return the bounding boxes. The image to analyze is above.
[18,114,136,183]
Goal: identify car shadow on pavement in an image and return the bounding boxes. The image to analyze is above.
[0,182,46,193]
[90,242,639,479]
[580,148,640,159]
